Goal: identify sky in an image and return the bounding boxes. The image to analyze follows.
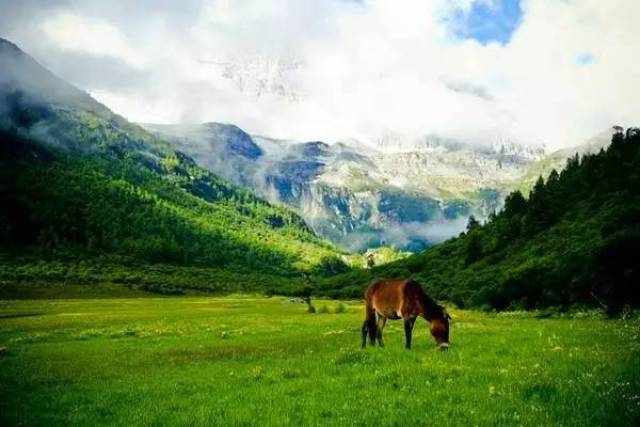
[1,0,639,149]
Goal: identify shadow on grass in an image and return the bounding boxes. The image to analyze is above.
[0,312,45,319]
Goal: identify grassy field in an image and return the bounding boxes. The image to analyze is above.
[1,295,639,426]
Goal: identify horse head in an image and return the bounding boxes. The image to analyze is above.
[430,307,451,350]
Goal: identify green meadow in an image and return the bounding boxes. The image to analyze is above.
[1,294,639,426]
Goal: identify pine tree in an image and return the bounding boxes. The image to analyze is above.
[503,190,527,218]
[467,215,480,231]
[525,176,549,233]
[465,232,483,267]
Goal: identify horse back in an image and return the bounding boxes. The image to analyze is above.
[365,278,420,319]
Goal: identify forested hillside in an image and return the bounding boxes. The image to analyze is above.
[0,38,343,294]
[322,129,640,314]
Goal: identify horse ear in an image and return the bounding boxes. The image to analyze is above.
[443,309,452,320]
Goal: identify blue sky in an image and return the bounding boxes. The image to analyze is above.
[575,52,595,66]
[450,0,523,45]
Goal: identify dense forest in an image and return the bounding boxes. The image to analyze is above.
[0,127,349,294]
[0,129,338,267]
[322,129,640,314]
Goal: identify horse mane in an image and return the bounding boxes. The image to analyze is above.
[407,278,444,318]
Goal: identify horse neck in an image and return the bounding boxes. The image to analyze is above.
[418,290,441,320]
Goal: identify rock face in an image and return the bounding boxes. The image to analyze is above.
[144,123,614,252]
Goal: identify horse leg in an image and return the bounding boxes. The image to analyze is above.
[361,319,368,348]
[367,311,378,346]
[404,317,416,349]
[363,306,377,347]
[376,316,387,347]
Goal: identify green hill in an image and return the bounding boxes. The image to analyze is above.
[0,38,344,295]
[321,129,640,315]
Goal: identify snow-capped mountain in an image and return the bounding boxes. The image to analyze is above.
[203,54,304,101]
[144,123,614,252]
[375,132,546,160]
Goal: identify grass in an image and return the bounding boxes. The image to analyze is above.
[1,295,639,426]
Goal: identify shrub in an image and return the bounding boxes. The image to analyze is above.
[334,303,347,314]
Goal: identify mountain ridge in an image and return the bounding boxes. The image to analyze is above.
[146,120,613,252]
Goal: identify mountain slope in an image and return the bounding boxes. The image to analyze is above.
[0,38,342,292]
[319,129,640,314]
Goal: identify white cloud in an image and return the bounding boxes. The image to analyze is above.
[6,0,640,149]
[40,12,145,70]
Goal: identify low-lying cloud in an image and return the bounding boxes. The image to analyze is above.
[340,216,469,253]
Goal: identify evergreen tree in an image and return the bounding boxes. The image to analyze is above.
[503,190,527,218]
[524,176,549,233]
[465,232,483,267]
[466,215,480,232]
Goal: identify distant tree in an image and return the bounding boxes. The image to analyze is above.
[466,215,480,231]
[298,275,316,313]
[465,232,483,267]
[524,176,550,232]
[547,169,559,187]
[530,176,546,201]
[503,191,527,218]
[366,252,375,268]
[544,169,562,220]
[565,153,581,173]
[315,255,350,276]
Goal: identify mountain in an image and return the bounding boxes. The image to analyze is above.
[319,128,640,314]
[0,38,343,294]
[146,122,607,252]
[204,53,304,102]
[142,123,264,189]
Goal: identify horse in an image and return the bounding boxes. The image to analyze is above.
[362,278,451,350]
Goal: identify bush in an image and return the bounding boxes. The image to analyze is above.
[140,283,185,295]
[315,256,350,276]
[334,302,347,314]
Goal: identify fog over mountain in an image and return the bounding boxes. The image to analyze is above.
[1,0,639,149]
[144,121,614,251]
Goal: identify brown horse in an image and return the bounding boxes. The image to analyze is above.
[362,278,451,350]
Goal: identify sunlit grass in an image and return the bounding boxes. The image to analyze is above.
[1,296,639,426]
